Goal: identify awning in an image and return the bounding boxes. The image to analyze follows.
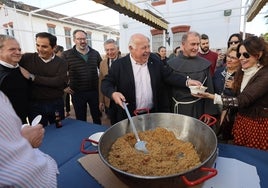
[246,0,267,22]
[93,0,168,30]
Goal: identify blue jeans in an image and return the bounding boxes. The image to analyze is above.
[29,98,64,127]
[72,90,101,124]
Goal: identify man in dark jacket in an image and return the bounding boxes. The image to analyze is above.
[62,30,102,124]
[0,35,30,124]
[101,33,201,123]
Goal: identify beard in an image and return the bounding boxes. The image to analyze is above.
[201,47,209,53]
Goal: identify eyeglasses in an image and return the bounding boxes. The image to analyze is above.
[237,52,250,59]
[228,41,240,45]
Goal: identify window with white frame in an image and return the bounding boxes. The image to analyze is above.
[47,23,56,35]
[86,32,92,47]
[152,34,163,53]
[103,34,107,43]
[4,23,14,37]
[64,28,72,49]
[173,32,186,48]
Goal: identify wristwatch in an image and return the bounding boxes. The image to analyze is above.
[29,74,35,81]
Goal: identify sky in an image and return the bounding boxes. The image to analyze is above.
[14,0,267,35]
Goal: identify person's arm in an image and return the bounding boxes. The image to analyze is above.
[162,64,202,87]
[0,92,58,187]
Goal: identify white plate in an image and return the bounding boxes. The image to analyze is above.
[88,132,104,146]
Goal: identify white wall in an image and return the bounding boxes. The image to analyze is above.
[0,6,119,55]
[119,0,242,54]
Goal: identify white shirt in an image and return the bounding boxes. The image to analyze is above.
[0,91,58,187]
[241,65,262,92]
[0,60,19,68]
[130,55,153,109]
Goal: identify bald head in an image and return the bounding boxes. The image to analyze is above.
[128,33,151,64]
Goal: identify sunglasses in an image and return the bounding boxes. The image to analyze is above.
[237,52,250,59]
[228,41,240,45]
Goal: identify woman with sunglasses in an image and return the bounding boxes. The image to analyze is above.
[227,33,243,48]
[218,33,243,68]
[194,36,268,150]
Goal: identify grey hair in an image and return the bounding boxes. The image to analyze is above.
[104,38,117,46]
[181,31,200,43]
[0,34,16,48]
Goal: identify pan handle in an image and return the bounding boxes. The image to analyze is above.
[80,138,99,154]
[133,108,150,116]
[199,114,217,127]
[181,167,217,186]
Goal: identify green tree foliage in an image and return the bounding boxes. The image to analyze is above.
[260,33,268,42]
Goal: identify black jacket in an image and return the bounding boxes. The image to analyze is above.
[62,46,102,92]
[101,53,187,122]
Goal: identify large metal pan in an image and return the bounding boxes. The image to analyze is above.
[98,113,218,188]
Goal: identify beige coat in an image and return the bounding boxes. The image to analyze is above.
[99,58,111,108]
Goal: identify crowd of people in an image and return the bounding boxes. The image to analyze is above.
[0,29,267,186]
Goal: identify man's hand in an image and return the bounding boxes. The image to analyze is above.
[19,66,31,79]
[21,124,45,148]
[192,92,215,100]
[187,79,202,87]
[111,92,125,108]
[225,79,234,89]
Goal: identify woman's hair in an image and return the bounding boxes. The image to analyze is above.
[237,36,268,67]
[226,46,237,55]
[227,33,243,48]
[233,36,268,94]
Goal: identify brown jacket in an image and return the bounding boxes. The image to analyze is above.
[237,66,268,118]
[99,58,111,108]
[224,66,268,118]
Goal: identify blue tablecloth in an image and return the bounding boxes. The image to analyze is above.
[40,118,268,188]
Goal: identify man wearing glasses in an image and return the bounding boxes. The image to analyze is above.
[62,30,102,124]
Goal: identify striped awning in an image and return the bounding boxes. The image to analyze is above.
[93,0,168,30]
[246,0,267,22]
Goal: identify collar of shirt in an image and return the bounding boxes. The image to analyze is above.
[240,65,263,92]
[109,58,117,67]
[0,60,19,68]
[39,53,56,63]
[130,54,148,67]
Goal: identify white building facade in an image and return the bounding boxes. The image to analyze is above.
[119,0,242,54]
[0,2,119,55]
